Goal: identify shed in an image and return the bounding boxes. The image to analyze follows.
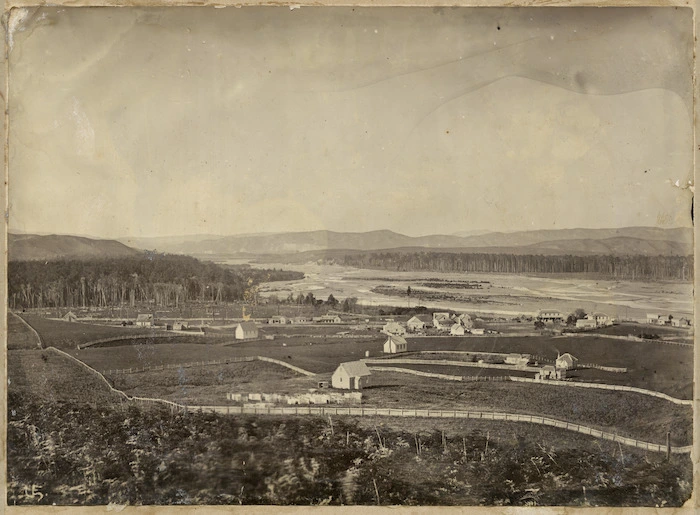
[173,321,189,331]
[450,324,466,336]
[383,334,408,354]
[235,321,259,340]
[62,311,78,323]
[382,321,406,336]
[406,314,432,332]
[332,361,372,390]
[269,316,288,325]
[136,314,154,327]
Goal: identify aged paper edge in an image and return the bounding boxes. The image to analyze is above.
[0,0,696,514]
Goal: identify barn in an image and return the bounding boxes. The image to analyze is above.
[332,361,372,390]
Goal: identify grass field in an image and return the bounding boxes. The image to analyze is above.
[363,371,692,446]
[108,360,319,405]
[591,323,693,340]
[8,349,124,405]
[372,362,535,378]
[7,314,41,350]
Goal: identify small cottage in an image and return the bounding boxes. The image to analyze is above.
[332,361,372,390]
[318,315,342,324]
[406,314,432,332]
[62,311,78,323]
[576,317,596,329]
[383,334,408,354]
[450,324,466,336]
[537,365,564,380]
[555,353,578,370]
[672,317,691,328]
[173,321,189,331]
[504,353,530,367]
[292,316,311,324]
[235,321,259,340]
[537,310,564,324]
[269,316,288,325]
[432,312,454,331]
[382,321,406,336]
[455,313,474,329]
[470,328,485,335]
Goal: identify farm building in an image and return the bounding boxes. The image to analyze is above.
[555,353,579,370]
[318,315,342,324]
[269,316,288,325]
[504,353,530,367]
[450,324,466,336]
[383,334,408,354]
[576,317,596,329]
[657,315,672,326]
[292,316,311,324]
[235,321,259,340]
[136,314,154,327]
[173,321,189,331]
[332,361,372,390]
[382,321,406,336]
[62,311,78,323]
[672,317,692,328]
[432,312,454,331]
[592,313,612,326]
[455,313,474,329]
[537,365,564,380]
[470,328,485,335]
[537,310,564,324]
[406,314,432,332]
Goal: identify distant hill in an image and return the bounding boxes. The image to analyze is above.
[125,226,693,257]
[9,234,142,261]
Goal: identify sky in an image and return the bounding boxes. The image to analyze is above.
[8,7,694,239]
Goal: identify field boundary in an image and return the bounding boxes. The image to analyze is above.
[363,358,542,373]
[42,347,691,455]
[561,332,693,348]
[11,312,44,349]
[100,355,316,377]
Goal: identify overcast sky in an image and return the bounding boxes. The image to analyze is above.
[8,7,694,238]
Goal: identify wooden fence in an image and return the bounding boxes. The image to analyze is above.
[363,358,542,373]
[101,355,316,377]
[45,347,691,455]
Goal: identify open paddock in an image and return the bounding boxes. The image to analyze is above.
[363,371,692,446]
[590,323,693,340]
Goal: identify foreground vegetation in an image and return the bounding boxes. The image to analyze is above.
[7,394,692,506]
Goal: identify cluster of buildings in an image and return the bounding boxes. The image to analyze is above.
[536,353,579,381]
[536,309,615,328]
[384,312,484,336]
[646,314,691,328]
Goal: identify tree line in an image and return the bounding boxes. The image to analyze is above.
[340,252,693,281]
[8,255,303,309]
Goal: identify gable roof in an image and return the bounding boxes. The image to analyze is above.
[338,361,371,377]
[237,321,258,331]
[558,352,578,362]
[136,314,153,321]
[385,334,407,345]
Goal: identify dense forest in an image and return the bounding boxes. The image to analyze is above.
[8,255,303,309]
[341,252,693,281]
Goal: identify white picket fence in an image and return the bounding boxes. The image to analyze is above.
[45,347,691,455]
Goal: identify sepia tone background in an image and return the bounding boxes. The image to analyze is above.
[1,0,698,513]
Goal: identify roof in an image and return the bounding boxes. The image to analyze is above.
[386,334,407,345]
[136,314,153,321]
[558,353,578,362]
[538,309,562,315]
[433,312,452,320]
[237,321,258,331]
[338,361,371,377]
[542,365,556,372]
[592,313,608,317]
[415,314,433,323]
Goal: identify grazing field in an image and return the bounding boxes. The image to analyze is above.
[405,335,693,399]
[371,362,534,379]
[591,323,693,340]
[7,349,124,405]
[7,313,41,350]
[108,361,318,405]
[363,371,692,446]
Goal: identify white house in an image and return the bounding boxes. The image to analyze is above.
[592,313,611,327]
[235,321,259,340]
[433,312,454,331]
[555,353,578,370]
[537,310,564,324]
[455,313,474,329]
[269,316,288,325]
[292,316,311,324]
[406,314,432,332]
[504,353,530,367]
[332,361,372,390]
[382,321,406,336]
[383,334,408,354]
[576,317,597,329]
[318,315,342,324]
[173,321,189,331]
[537,365,564,380]
[136,314,154,327]
[672,317,692,328]
[470,328,485,335]
[450,324,466,336]
[646,313,661,324]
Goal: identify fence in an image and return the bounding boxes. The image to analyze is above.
[11,312,44,349]
[508,377,693,406]
[363,358,541,373]
[45,346,691,455]
[102,355,316,377]
[563,332,692,348]
[77,333,201,350]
